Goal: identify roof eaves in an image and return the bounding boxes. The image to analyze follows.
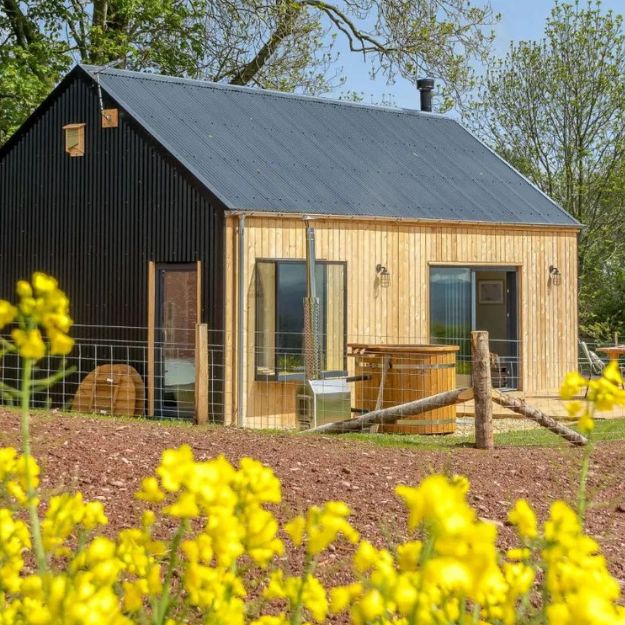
[227,208,583,230]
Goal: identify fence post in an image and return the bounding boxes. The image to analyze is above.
[195,323,209,425]
[471,330,494,449]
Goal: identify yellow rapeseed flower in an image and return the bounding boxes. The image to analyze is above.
[32,272,58,295]
[587,378,624,411]
[7,273,74,361]
[136,476,165,503]
[0,299,17,330]
[578,411,595,434]
[284,515,306,546]
[15,280,32,299]
[11,328,46,361]
[47,327,74,356]
[295,501,360,556]
[507,499,538,539]
[560,371,587,400]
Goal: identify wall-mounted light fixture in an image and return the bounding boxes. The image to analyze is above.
[549,265,562,286]
[376,264,391,288]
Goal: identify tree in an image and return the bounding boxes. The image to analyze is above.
[0,0,497,144]
[465,0,625,338]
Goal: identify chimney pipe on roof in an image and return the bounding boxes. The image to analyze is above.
[417,78,434,112]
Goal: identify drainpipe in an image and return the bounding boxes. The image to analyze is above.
[237,214,246,427]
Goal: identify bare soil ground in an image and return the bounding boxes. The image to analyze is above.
[2,409,625,587]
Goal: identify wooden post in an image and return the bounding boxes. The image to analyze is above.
[147,261,156,417]
[195,323,209,424]
[471,330,494,449]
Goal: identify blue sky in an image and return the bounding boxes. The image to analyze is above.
[333,0,624,108]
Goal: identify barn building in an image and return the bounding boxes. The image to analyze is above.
[0,65,580,427]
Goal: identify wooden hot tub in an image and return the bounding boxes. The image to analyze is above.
[348,343,459,434]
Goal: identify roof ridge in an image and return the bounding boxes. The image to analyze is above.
[79,63,445,118]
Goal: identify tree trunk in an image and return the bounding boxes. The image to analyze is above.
[2,0,39,47]
[229,4,301,86]
[471,331,494,449]
[491,391,588,446]
[301,388,473,434]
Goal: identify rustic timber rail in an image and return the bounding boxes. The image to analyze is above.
[491,391,588,446]
[301,388,474,434]
[303,330,587,447]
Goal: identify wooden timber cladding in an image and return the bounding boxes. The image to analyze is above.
[223,215,578,428]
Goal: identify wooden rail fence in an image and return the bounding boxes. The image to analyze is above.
[302,330,587,447]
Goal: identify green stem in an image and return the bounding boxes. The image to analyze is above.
[576,405,595,526]
[290,553,314,625]
[20,357,47,572]
[408,529,436,625]
[30,364,77,390]
[155,519,187,625]
[577,436,593,526]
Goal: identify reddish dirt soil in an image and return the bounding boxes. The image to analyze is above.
[2,409,625,588]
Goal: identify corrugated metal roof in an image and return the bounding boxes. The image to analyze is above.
[81,64,579,227]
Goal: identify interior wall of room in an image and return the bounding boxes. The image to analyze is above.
[475,271,510,357]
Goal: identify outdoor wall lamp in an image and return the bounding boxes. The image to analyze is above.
[376,264,391,288]
[549,265,562,286]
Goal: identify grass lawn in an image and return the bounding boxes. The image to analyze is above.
[338,418,625,449]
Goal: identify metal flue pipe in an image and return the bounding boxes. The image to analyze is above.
[417,78,434,112]
[303,224,321,380]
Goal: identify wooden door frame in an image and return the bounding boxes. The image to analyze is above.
[426,262,523,391]
[147,260,202,417]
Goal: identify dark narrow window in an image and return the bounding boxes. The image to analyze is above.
[255,260,346,380]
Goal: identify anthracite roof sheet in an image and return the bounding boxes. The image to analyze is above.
[81,65,579,227]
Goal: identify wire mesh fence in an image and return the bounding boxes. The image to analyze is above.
[0,324,222,422]
[246,332,521,430]
[2,325,623,431]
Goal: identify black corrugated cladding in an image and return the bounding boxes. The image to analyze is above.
[0,72,225,421]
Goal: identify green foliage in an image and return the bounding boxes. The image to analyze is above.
[0,0,498,144]
[465,0,625,337]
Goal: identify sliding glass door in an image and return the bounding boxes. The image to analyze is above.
[430,268,473,377]
[430,266,519,389]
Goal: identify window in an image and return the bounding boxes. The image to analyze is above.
[255,260,346,380]
[63,123,85,157]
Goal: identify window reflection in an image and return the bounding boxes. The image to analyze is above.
[255,260,346,379]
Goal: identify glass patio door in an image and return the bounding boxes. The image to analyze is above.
[157,264,197,418]
[429,267,473,379]
[430,267,519,389]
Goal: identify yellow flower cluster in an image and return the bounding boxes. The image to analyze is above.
[329,474,625,625]
[0,447,39,505]
[560,361,625,433]
[1,443,624,625]
[0,272,73,361]
[285,500,359,555]
[543,501,624,625]
[327,475,532,625]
